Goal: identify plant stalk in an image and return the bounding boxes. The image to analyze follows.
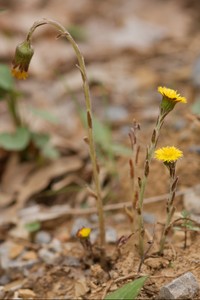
[26,19,106,248]
[7,92,22,127]
[137,113,164,258]
[159,169,177,255]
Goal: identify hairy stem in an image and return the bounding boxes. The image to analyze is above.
[26,19,105,248]
[159,170,177,255]
[7,92,22,127]
[137,113,164,258]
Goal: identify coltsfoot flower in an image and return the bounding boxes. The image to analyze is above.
[76,227,91,239]
[11,40,34,80]
[158,86,187,114]
[158,87,187,104]
[155,146,183,163]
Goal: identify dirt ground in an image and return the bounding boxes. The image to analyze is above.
[0,0,200,299]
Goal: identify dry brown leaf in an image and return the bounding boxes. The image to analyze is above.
[0,192,14,208]
[9,243,24,259]
[51,174,84,191]
[16,156,82,209]
[18,289,36,299]
[1,154,35,194]
[74,277,89,298]
[22,251,38,261]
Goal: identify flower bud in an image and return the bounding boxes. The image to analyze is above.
[12,40,34,80]
[76,227,91,239]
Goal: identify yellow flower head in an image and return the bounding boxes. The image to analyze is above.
[158,86,187,114]
[155,146,183,163]
[158,87,187,104]
[76,227,91,239]
[12,40,34,80]
[11,68,28,80]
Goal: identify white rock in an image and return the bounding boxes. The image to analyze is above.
[159,272,199,299]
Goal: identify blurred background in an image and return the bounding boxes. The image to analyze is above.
[0,0,200,207]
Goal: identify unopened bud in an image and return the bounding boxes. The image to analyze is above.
[12,40,34,80]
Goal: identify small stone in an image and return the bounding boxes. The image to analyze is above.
[49,238,62,253]
[143,212,156,224]
[90,229,99,244]
[89,214,99,223]
[34,231,51,244]
[104,105,128,123]
[192,56,200,88]
[113,213,126,223]
[189,145,200,154]
[0,274,10,285]
[8,259,38,270]
[63,256,81,267]
[159,272,199,299]
[0,286,5,299]
[183,185,200,215]
[38,248,58,264]
[105,227,117,243]
[172,118,186,131]
[18,289,36,299]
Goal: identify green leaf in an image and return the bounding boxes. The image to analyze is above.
[67,24,87,41]
[30,107,59,124]
[104,276,148,300]
[32,132,50,148]
[25,221,41,233]
[0,64,14,91]
[42,143,60,160]
[181,210,190,218]
[93,117,112,146]
[110,143,132,156]
[0,127,31,150]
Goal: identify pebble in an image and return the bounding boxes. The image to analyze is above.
[89,214,99,223]
[183,185,200,215]
[143,212,156,224]
[172,118,186,131]
[105,227,117,243]
[159,272,199,299]
[34,231,52,244]
[71,218,92,237]
[49,238,62,253]
[104,105,128,123]
[189,145,200,154]
[0,274,10,285]
[113,213,126,223]
[90,229,99,244]
[192,56,200,88]
[38,248,59,264]
[63,256,81,267]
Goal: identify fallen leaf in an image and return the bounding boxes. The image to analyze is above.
[9,243,24,259]
[16,156,82,208]
[22,251,38,261]
[18,289,36,299]
[74,277,89,298]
